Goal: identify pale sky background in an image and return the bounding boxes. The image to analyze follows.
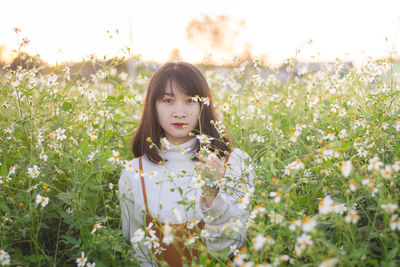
[1,0,400,66]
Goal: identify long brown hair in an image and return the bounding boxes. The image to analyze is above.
[131,62,233,164]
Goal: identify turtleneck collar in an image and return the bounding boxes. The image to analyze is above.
[160,137,197,157]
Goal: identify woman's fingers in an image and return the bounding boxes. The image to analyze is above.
[195,154,225,180]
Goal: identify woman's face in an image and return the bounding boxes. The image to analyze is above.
[156,81,200,145]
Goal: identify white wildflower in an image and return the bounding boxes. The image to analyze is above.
[340,161,352,178]
[345,209,360,224]
[302,217,317,233]
[27,165,40,179]
[76,252,87,267]
[91,222,103,234]
[381,203,398,214]
[35,194,49,208]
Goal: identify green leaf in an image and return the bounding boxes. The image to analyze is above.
[177,200,188,205]
[0,202,10,213]
[1,163,7,177]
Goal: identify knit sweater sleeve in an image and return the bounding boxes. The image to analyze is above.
[199,148,254,253]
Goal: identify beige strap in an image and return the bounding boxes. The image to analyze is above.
[225,150,232,164]
[223,149,233,176]
[139,156,149,210]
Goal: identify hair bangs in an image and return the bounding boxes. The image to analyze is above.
[158,67,205,100]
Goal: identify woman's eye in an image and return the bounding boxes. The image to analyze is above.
[187,98,194,103]
[163,99,172,103]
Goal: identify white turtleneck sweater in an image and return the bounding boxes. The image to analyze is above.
[119,137,254,266]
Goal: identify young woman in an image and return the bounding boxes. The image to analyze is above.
[119,62,254,266]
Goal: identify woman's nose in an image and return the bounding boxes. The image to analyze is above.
[172,102,187,117]
[173,111,187,118]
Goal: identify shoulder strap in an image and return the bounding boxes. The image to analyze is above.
[139,156,149,210]
[224,149,233,164]
[223,149,233,176]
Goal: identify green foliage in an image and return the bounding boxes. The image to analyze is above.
[0,57,400,266]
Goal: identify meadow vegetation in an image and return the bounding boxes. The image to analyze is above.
[0,51,399,266]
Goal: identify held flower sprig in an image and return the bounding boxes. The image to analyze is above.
[192,95,210,106]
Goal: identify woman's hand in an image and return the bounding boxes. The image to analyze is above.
[195,153,225,181]
[195,153,226,208]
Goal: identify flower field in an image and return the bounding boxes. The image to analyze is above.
[0,55,399,266]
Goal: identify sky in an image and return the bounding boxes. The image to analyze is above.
[1,0,400,66]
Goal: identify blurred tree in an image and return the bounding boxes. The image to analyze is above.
[167,48,182,62]
[185,14,247,65]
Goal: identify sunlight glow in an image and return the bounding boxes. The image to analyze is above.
[1,0,399,66]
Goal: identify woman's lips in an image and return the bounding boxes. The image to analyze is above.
[172,123,186,128]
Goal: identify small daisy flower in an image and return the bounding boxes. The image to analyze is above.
[389,214,400,231]
[269,191,281,203]
[186,235,198,245]
[338,129,347,138]
[35,194,49,208]
[192,174,205,188]
[318,258,338,267]
[160,137,171,150]
[149,171,158,179]
[133,170,147,180]
[252,234,267,251]
[196,134,214,144]
[230,244,239,255]
[381,203,398,214]
[332,203,348,215]
[340,160,352,178]
[108,150,120,164]
[233,253,248,266]
[124,161,135,171]
[367,156,383,171]
[76,252,87,267]
[392,161,400,172]
[179,147,190,154]
[286,98,295,109]
[238,194,250,210]
[200,229,209,238]
[27,165,40,179]
[8,165,16,176]
[265,234,275,245]
[318,195,334,215]
[162,220,173,245]
[87,131,97,142]
[289,219,302,232]
[0,249,11,266]
[171,207,183,223]
[302,217,317,233]
[349,179,359,192]
[91,222,103,233]
[381,165,392,179]
[131,229,145,243]
[345,209,360,224]
[297,233,313,247]
[66,207,74,215]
